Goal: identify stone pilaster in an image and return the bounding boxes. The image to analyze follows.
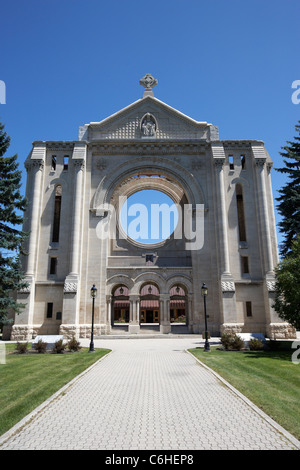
[61,145,86,337]
[12,146,45,341]
[212,144,238,330]
[254,155,274,275]
[251,145,290,337]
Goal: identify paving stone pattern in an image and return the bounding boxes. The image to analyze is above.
[1,338,299,450]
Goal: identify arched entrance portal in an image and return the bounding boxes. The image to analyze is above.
[140,283,160,325]
[112,285,130,326]
[170,285,186,324]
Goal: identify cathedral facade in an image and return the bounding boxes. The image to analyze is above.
[6,75,296,340]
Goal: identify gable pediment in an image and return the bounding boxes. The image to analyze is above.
[79,96,218,141]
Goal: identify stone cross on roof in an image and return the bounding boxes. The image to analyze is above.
[139,73,158,97]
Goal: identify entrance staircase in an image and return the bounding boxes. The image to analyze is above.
[96,323,192,339]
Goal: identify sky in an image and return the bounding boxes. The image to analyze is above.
[0,0,299,249]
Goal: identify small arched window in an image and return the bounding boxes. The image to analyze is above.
[52,185,62,242]
[236,183,246,242]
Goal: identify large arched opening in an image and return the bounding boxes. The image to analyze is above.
[170,285,186,324]
[139,283,160,326]
[112,285,130,326]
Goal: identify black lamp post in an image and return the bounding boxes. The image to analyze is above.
[89,284,97,352]
[201,283,210,352]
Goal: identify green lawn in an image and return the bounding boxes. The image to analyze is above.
[0,344,111,436]
[189,347,300,441]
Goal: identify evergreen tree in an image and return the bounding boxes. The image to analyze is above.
[276,121,300,256]
[274,236,300,330]
[0,121,28,324]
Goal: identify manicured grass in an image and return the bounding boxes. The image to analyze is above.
[189,347,300,441]
[0,343,111,436]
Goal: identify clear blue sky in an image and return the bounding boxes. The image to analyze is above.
[1,0,299,249]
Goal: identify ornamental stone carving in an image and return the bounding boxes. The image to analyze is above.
[255,158,266,168]
[213,158,225,168]
[266,280,276,292]
[18,284,31,294]
[64,282,78,293]
[139,73,158,91]
[141,113,156,137]
[73,159,85,170]
[96,158,107,171]
[221,281,235,292]
[25,159,44,172]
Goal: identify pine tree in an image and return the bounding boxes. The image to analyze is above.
[0,121,28,324]
[276,121,300,256]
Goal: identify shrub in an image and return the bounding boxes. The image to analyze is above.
[52,339,66,354]
[15,342,28,354]
[221,333,245,351]
[249,338,264,350]
[35,339,48,354]
[67,336,81,352]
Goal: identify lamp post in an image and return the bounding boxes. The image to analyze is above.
[201,283,210,352]
[89,284,97,352]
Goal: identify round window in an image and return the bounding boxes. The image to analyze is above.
[120,189,179,245]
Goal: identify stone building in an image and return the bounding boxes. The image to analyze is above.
[6,74,296,340]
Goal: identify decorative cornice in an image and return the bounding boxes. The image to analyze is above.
[222,140,258,149]
[44,141,76,151]
[31,139,264,155]
[90,140,209,155]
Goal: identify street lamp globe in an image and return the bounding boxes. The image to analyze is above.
[201,283,208,297]
[90,284,98,299]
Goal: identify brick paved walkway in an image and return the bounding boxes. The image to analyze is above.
[0,337,299,450]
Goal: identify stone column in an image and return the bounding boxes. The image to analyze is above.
[128,295,140,334]
[160,294,171,334]
[106,295,112,334]
[137,298,140,324]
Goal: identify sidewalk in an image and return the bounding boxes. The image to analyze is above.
[0,336,299,450]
